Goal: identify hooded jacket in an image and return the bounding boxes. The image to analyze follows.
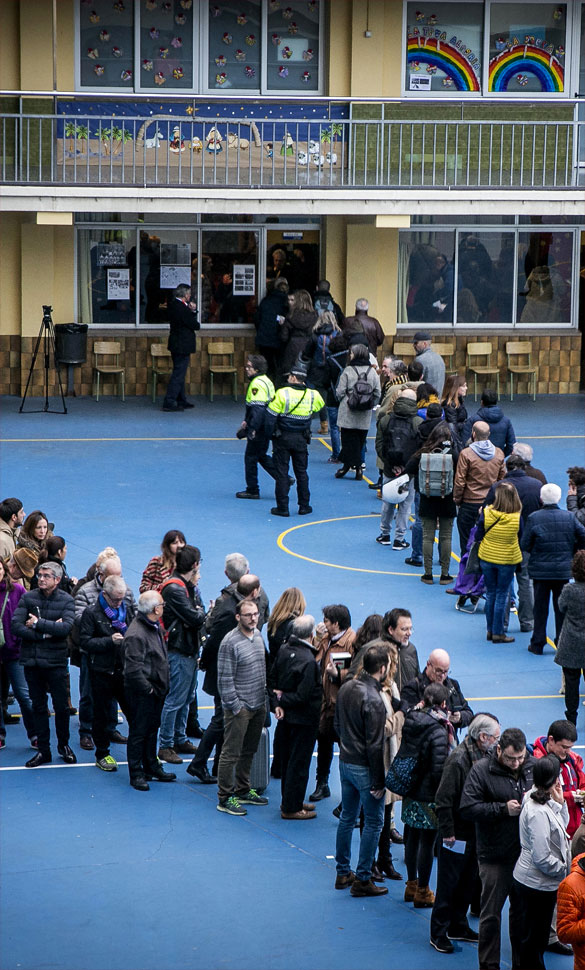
[452,442,506,505]
[376,396,422,478]
[533,735,585,838]
[462,405,516,456]
[521,505,585,580]
[558,853,585,969]
[513,786,570,891]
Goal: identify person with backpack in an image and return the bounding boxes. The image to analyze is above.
[157,545,206,765]
[334,343,381,481]
[375,388,421,548]
[404,422,458,585]
[324,333,349,463]
[301,311,340,435]
[312,279,345,330]
[476,481,523,644]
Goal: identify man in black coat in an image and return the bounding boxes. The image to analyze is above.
[460,727,536,970]
[162,282,200,412]
[79,574,135,773]
[272,615,322,820]
[401,648,473,731]
[12,561,76,767]
[430,713,501,954]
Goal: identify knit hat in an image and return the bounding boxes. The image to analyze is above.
[540,483,562,505]
[11,547,39,579]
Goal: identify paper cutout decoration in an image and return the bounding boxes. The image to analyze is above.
[245,34,256,45]
[553,6,563,18]
[415,10,425,20]
[288,22,298,34]
[171,36,183,48]
[272,33,281,45]
[206,127,223,152]
[87,48,99,59]
[210,4,221,15]
[170,127,185,152]
[172,67,184,79]
[89,11,100,23]
[269,0,280,9]
[215,54,227,65]
[282,46,292,58]
[495,37,506,51]
[312,154,324,166]
[307,0,317,9]
[181,0,192,7]
[112,46,123,57]
[516,73,529,85]
[120,69,132,81]
[280,132,294,154]
[301,70,311,82]
[162,1,171,11]
[113,1,125,11]
[428,14,438,25]
[154,71,166,84]
[237,13,247,24]
[216,72,228,84]
[326,152,337,164]
[160,47,169,58]
[175,12,186,23]
[556,46,565,57]
[278,66,288,77]
[244,65,255,77]
[302,49,314,60]
[192,136,202,152]
[235,49,246,61]
[145,0,157,8]
[149,27,159,38]
[94,64,105,75]
[223,32,233,44]
[442,77,453,86]
[308,139,319,152]
[297,150,308,164]
[142,59,154,71]
[99,29,110,41]
[282,6,293,17]
[185,105,194,114]
[426,64,437,74]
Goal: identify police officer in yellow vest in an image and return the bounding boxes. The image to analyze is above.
[264,362,325,517]
[236,354,277,500]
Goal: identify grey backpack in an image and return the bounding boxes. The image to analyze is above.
[418,444,454,497]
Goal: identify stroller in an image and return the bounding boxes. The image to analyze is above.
[447,523,485,614]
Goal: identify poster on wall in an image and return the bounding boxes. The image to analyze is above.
[405,3,482,93]
[107,268,130,300]
[96,243,127,266]
[160,265,191,289]
[232,264,255,296]
[160,241,191,289]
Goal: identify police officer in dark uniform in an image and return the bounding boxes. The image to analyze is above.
[264,363,325,518]
[236,354,277,500]
[162,283,200,412]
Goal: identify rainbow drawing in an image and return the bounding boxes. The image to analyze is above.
[407,35,480,91]
[489,43,564,92]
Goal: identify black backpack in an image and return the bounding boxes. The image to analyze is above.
[382,413,418,470]
[314,293,335,316]
[346,365,374,411]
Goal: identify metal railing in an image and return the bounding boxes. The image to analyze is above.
[1,95,583,189]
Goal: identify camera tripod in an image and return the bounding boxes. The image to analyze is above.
[19,305,67,414]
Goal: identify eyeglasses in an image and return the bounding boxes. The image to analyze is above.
[240,611,258,618]
[429,664,449,675]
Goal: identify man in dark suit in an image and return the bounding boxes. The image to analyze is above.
[162,283,200,412]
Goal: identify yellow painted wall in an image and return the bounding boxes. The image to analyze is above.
[0,215,23,336]
[21,225,75,336]
[349,0,403,97]
[19,0,53,91]
[327,0,352,96]
[57,0,75,91]
[346,224,398,335]
[0,1,20,91]
[323,216,348,306]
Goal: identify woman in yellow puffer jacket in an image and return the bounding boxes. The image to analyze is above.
[478,482,522,644]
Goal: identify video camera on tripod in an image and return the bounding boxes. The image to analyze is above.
[19,304,67,414]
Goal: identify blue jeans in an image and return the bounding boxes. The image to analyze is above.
[335,761,385,882]
[480,560,516,636]
[159,651,198,749]
[3,660,36,739]
[326,407,341,459]
[380,478,414,539]
[411,491,423,562]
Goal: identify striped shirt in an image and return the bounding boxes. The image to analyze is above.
[217,625,266,714]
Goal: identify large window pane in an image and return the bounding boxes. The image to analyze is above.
[139,0,194,89]
[405,2,482,94]
[207,1,261,90]
[398,231,456,324]
[456,231,515,324]
[79,0,134,89]
[201,230,258,322]
[488,3,566,93]
[266,0,320,92]
[517,231,573,323]
[78,229,136,324]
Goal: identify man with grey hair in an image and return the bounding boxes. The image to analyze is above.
[412,330,445,396]
[162,281,199,412]
[12,561,77,767]
[272,614,322,820]
[79,574,136,773]
[512,442,547,485]
[123,591,174,791]
[343,298,385,358]
[430,713,501,954]
[74,554,136,751]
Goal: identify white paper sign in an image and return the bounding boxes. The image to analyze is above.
[160,264,191,289]
[409,75,432,91]
[107,268,130,300]
[232,264,255,297]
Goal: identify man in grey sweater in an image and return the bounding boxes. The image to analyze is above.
[412,330,445,397]
[216,598,268,816]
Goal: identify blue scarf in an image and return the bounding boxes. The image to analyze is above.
[99,592,128,633]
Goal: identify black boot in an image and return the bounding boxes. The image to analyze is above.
[309,779,331,801]
[335,466,349,479]
[377,854,403,880]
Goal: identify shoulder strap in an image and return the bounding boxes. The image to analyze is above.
[0,591,9,621]
[287,388,308,415]
[160,577,189,597]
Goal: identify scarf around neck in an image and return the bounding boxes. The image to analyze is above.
[99,591,128,632]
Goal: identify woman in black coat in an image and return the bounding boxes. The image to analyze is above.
[254,279,290,381]
[398,683,454,908]
[278,289,318,383]
[441,375,468,448]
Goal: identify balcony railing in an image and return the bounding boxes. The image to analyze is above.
[1,95,583,190]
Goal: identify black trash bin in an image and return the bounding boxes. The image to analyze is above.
[54,323,88,365]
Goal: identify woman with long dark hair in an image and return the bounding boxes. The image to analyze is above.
[405,421,457,585]
[441,374,468,446]
[267,587,307,779]
[31,536,77,594]
[335,343,381,480]
[279,289,318,382]
[139,529,186,593]
[17,510,51,558]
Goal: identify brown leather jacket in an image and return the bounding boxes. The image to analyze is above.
[343,311,385,357]
[453,445,506,505]
[315,626,356,730]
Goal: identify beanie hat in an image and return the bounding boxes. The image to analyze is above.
[540,483,562,505]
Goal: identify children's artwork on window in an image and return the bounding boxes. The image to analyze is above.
[208,0,260,89]
[267,0,319,90]
[79,0,134,87]
[405,3,482,93]
[139,0,193,88]
[488,3,566,92]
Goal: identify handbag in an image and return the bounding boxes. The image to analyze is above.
[0,591,8,648]
[464,516,497,576]
[385,753,420,797]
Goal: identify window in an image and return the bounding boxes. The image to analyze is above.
[398,231,456,324]
[200,230,259,323]
[78,229,136,324]
[456,230,515,323]
[405,2,483,94]
[77,0,323,92]
[517,231,573,323]
[488,2,567,93]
